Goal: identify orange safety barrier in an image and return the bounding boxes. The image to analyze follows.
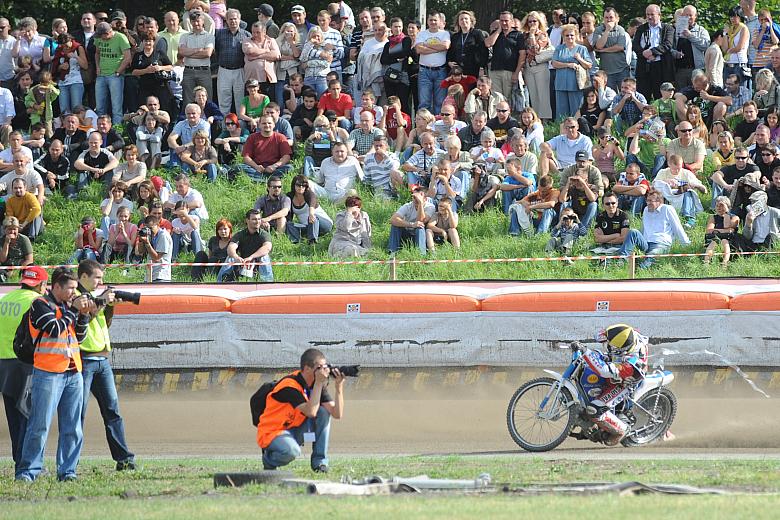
[481,291,730,312]
[230,293,481,314]
[113,295,232,315]
[729,292,780,311]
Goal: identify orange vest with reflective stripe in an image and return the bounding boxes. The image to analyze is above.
[30,298,82,373]
[256,372,307,449]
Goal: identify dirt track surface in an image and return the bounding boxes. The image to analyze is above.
[3,388,778,460]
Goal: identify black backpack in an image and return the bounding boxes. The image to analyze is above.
[13,308,43,365]
[249,376,295,426]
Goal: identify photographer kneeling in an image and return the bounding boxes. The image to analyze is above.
[257,348,345,473]
[76,260,136,471]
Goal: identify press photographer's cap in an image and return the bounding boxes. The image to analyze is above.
[21,266,48,287]
[324,110,338,121]
[150,176,164,192]
[291,5,306,14]
[575,150,591,161]
[660,82,675,91]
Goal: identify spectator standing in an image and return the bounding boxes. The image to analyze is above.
[523,30,554,121]
[551,24,593,119]
[0,18,18,89]
[484,11,525,103]
[178,12,214,108]
[243,21,280,95]
[381,18,413,114]
[632,5,675,101]
[447,11,487,78]
[415,11,450,115]
[673,6,710,89]
[723,7,750,86]
[94,22,131,125]
[593,7,631,93]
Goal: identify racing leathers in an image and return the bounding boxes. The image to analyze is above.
[580,335,649,445]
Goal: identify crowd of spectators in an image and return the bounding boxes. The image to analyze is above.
[1,2,780,282]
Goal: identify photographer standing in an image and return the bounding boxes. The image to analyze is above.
[257,348,345,473]
[76,260,135,471]
[16,267,94,482]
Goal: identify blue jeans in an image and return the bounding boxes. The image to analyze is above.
[239,163,293,182]
[2,358,29,473]
[263,406,331,470]
[95,75,125,125]
[16,368,84,481]
[607,69,629,94]
[59,83,85,115]
[172,229,204,260]
[217,255,274,282]
[388,225,426,255]
[555,90,583,120]
[418,66,447,115]
[274,77,287,105]
[501,187,531,215]
[182,162,218,182]
[81,359,134,464]
[618,229,670,268]
[618,194,646,216]
[286,217,333,243]
[338,118,353,132]
[303,156,318,178]
[304,76,328,97]
[561,200,598,229]
[68,247,100,266]
[711,182,731,209]
[680,190,698,218]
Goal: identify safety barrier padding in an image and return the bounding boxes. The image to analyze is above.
[229,293,481,314]
[113,295,232,315]
[481,291,730,312]
[729,292,780,311]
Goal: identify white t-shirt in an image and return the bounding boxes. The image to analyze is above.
[100,197,135,224]
[0,146,34,174]
[0,171,43,196]
[414,30,449,67]
[319,156,364,201]
[168,188,208,220]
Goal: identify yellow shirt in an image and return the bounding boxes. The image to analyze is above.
[5,192,41,226]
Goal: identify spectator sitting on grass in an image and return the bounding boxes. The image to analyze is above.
[426,197,459,252]
[703,196,739,268]
[593,192,630,250]
[558,151,603,230]
[103,206,137,264]
[487,101,518,148]
[468,128,505,177]
[733,191,780,253]
[388,186,435,255]
[617,189,690,269]
[0,132,35,176]
[51,114,88,167]
[99,181,134,237]
[263,102,294,147]
[0,152,45,208]
[165,173,209,221]
[508,175,560,235]
[167,103,210,168]
[328,195,372,258]
[291,90,318,141]
[659,121,706,175]
[426,158,462,211]
[710,146,758,205]
[33,139,70,194]
[69,216,104,264]
[612,162,650,215]
[768,168,780,209]
[0,217,34,284]
[302,115,335,179]
[455,110,488,156]
[241,114,293,181]
[74,132,120,194]
[179,130,219,182]
[4,178,43,241]
[545,208,587,259]
[497,154,536,215]
[191,218,233,282]
[94,114,126,157]
[111,145,147,198]
[538,118,593,176]
[398,110,437,162]
[286,174,333,244]
[134,180,159,222]
[431,103,466,148]
[464,163,500,213]
[218,209,274,282]
[652,154,707,229]
[170,200,203,261]
[310,141,363,203]
[134,214,173,283]
[348,110,384,163]
[135,113,164,170]
[213,113,249,166]
[253,175,291,234]
[363,135,403,199]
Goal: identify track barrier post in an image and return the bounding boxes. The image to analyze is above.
[390,256,397,281]
[628,253,636,279]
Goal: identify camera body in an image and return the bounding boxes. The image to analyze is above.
[138,226,152,239]
[91,287,142,306]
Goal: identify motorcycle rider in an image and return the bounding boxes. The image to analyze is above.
[576,323,649,446]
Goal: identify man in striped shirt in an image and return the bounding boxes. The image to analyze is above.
[363,135,402,199]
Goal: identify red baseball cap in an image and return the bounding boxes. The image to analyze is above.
[20,266,48,287]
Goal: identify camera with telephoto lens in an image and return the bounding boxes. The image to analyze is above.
[92,287,142,306]
[327,364,360,377]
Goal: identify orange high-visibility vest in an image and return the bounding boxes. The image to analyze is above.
[30,298,82,373]
[256,371,307,449]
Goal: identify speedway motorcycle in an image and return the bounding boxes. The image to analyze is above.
[506,342,677,451]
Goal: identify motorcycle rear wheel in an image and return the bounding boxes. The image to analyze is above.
[506,377,576,452]
[621,388,678,447]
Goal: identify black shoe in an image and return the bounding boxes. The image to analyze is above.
[313,464,329,473]
[263,463,276,470]
[58,474,78,482]
[116,460,137,471]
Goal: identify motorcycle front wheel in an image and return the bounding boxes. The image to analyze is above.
[621,388,678,447]
[506,377,576,452]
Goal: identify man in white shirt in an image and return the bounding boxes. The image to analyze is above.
[178,12,214,108]
[539,118,594,175]
[310,141,363,203]
[618,190,690,268]
[0,132,34,175]
[414,11,450,115]
[0,84,16,148]
[164,173,208,221]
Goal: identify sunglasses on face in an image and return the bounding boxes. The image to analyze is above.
[497,109,509,113]
[736,156,749,160]
[604,201,617,206]
[295,183,307,188]
[762,152,775,157]
[678,128,693,133]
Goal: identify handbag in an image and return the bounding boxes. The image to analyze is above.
[383,62,409,86]
[152,59,175,82]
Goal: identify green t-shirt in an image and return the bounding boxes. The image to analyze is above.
[3,234,33,266]
[0,288,40,359]
[95,33,131,76]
